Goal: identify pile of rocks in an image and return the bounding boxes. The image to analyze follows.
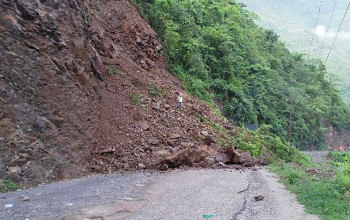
[0,0,270,188]
[164,144,270,170]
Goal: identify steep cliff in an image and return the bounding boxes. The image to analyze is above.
[0,0,233,186]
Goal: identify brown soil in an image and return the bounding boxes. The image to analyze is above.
[0,0,236,187]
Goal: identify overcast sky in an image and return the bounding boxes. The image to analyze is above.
[315,25,350,40]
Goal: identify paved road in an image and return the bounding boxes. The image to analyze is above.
[0,168,319,220]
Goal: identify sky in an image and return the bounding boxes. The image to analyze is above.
[315,25,350,40]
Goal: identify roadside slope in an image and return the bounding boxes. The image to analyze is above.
[0,0,232,187]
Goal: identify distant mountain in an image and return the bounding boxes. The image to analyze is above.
[239,0,350,103]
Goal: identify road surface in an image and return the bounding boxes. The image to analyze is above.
[0,168,319,220]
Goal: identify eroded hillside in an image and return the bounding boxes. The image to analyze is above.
[0,0,238,186]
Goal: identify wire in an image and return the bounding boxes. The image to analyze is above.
[307,0,323,59]
[324,0,350,65]
[319,0,337,56]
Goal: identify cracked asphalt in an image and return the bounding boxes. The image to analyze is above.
[0,168,319,220]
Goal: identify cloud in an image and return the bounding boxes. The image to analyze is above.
[314,25,350,40]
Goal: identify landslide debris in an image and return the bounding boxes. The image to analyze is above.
[0,0,264,187]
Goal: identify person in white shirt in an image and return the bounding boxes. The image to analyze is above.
[177,92,183,110]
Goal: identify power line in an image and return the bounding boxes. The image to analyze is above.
[307,0,323,59]
[319,0,337,56]
[324,0,350,65]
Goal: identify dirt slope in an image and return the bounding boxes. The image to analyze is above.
[0,0,238,187]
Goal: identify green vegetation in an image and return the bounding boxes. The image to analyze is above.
[83,13,89,26]
[271,162,350,220]
[233,125,310,162]
[0,180,19,193]
[269,152,350,219]
[106,65,119,75]
[241,0,350,104]
[148,81,159,96]
[199,113,309,164]
[129,92,144,105]
[131,0,350,149]
[330,152,350,191]
[329,151,350,165]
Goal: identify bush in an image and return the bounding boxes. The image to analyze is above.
[330,151,350,164]
[234,125,310,164]
[286,170,301,184]
[106,65,119,75]
[148,81,159,96]
[234,131,262,157]
[129,92,144,105]
[336,163,350,190]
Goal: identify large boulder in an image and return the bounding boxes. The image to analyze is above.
[215,153,231,164]
[201,145,217,157]
[165,145,214,167]
[223,146,256,167]
[240,152,254,167]
[165,147,191,167]
[224,146,242,163]
[156,149,171,158]
[257,155,270,165]
[203,136,215,145]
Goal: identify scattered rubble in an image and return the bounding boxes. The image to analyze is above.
[22,196,30,202]
[305,168,322,176]
[254,195,265,201]
[0,0,268,187]
[140,122,150,131]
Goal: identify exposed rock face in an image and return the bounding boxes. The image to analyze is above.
[0,0,236,186]
[325,124,350,150]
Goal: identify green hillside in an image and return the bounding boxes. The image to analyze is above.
[239,0,350,103]
[132,0,350,149]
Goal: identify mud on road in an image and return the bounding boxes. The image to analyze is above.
[0,168,319,220]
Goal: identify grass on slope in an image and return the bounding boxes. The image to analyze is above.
[0,180,19,193]
[270,152,350,220]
